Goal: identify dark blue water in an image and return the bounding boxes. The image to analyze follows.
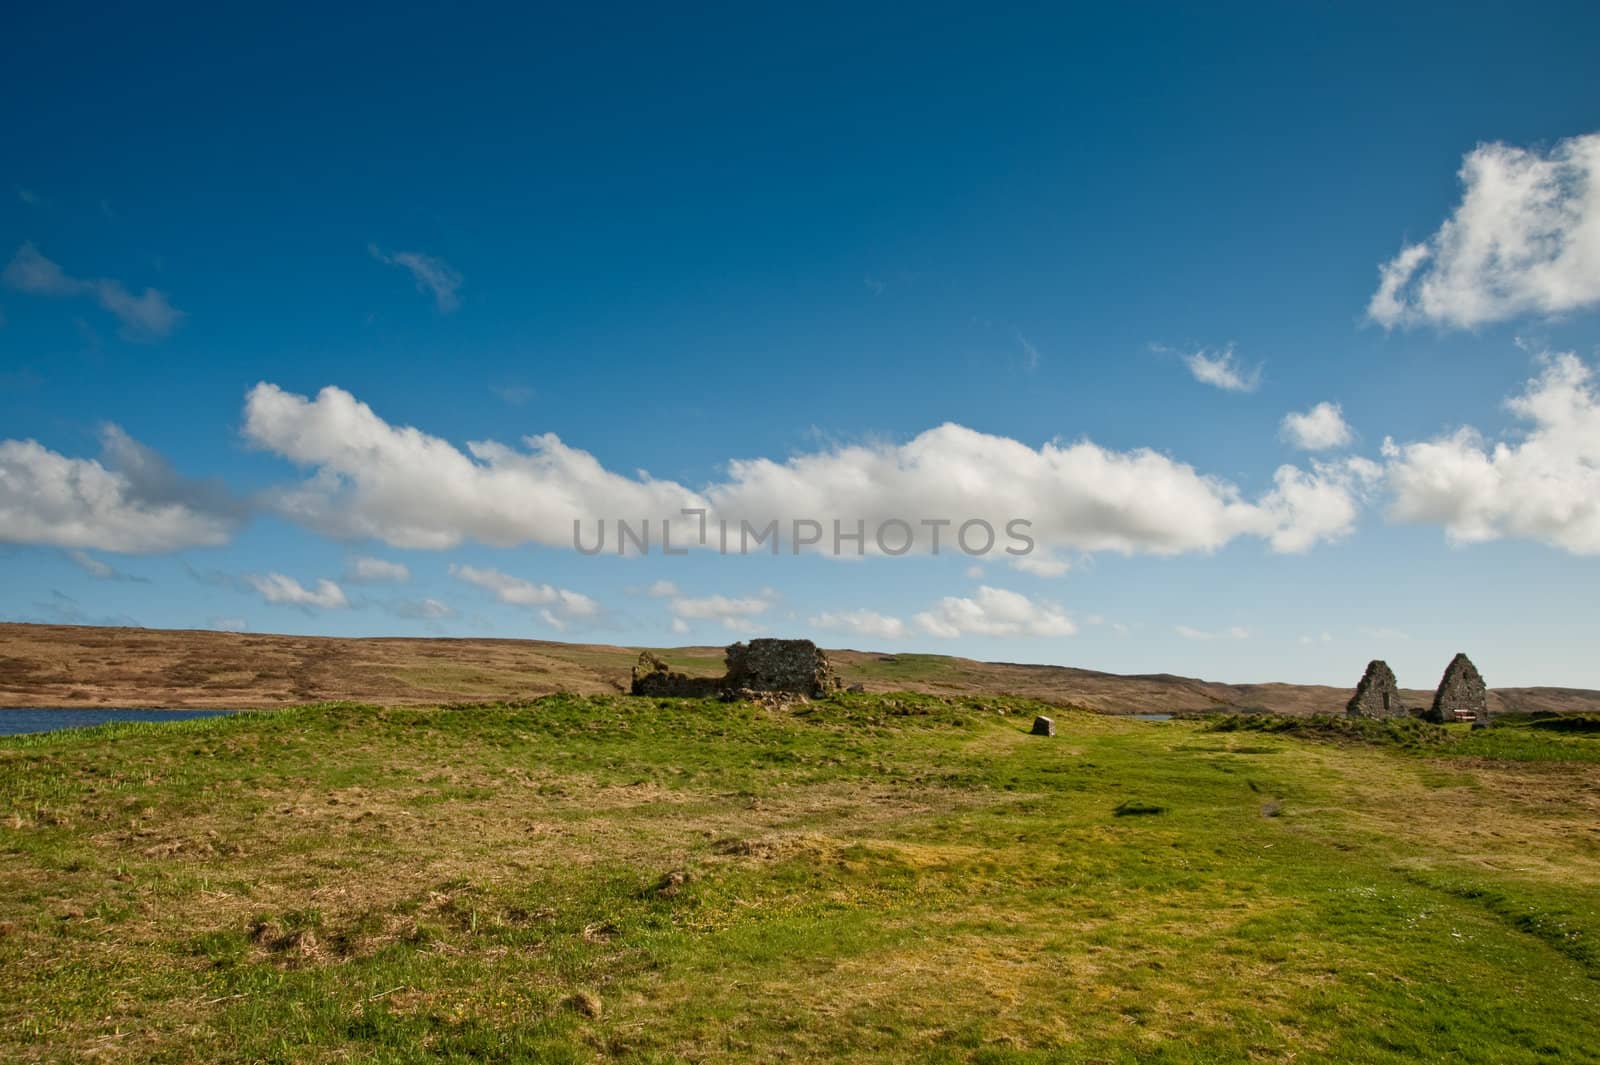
[0,708,236,736]
[1130,713,1173,721]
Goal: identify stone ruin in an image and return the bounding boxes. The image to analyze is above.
[629,653,722,699]
[1346,659,1407,719]
[1428,652,1488,724]
[724,639,842,696]
[630,638,842,702]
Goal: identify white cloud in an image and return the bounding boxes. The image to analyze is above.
[1298,632,1333,646]
[64,549,145,582]
[246,573,348,609]
[389,597,456,620]
[1383,351,1600,553]
[1017,333,1041,371]
[4,243,77,294]
[244,382,1368,560]
[66,549,115,578]
[0,426,238,553]
[1370,244,1431,328]
[1281,402,1353,451]
[345,556,411,583]
[1369,133,1600,329]
[3,242,183,340]
[450,563,600,621]
[913,585,1075,639]
[1082,614,1131,637]
[810,609,907,640]
[243,383,703,550]
[1010,552,1070,577]
[208,616,248,632]
[709,423,1370,558]
[1176,624,1250,641]
[370,244,463,313]
[1259,457,1381,553]
[668,591,776,633]
[93,281,184,339]
[493,384,535,406]
[668,593,771,621]
[1181,345,1261,393]
[645,579,679,598]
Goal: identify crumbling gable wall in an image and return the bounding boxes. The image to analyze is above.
[1429,652,1488,723]
[629,652,722,698]
[630,639,841,698]
[1346,659,1406,718]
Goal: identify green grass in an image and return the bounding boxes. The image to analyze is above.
[2,692,1597,1063]
[840,652,976,686]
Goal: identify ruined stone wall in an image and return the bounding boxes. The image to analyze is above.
[724,639,841,697]
[1346,659,1406,718]
[629,639,841,699]
[629,652,722,698]
[1429,653,1488,723]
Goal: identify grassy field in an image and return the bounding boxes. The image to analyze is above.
[2,694,1597,1063]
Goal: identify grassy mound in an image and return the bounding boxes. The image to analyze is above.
[1205,712,1452,747]
[1206,710,1600,764]
[1524,712,1600,735]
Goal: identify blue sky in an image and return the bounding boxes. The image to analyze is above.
[3,3,1599,688]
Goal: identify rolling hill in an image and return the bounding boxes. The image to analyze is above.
[2,622,1595,716]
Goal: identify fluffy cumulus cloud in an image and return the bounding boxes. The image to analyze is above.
[345,556,411,583]
[810,609,907,641]
[1180,345,1261,393]
[369,244,464,313]
[913,586,1076,639]
[710,423,1379,558]
[449,564,599,631]
[242,383,1371,561]
[244,383,704,550]
[1261,458,1381,553]
[246,573,349,609]
[3,242,184,340]
[0,425,239,553]
[1369,133,1600,329]
[1383,351,1600,553]
[1281,402,1353,451]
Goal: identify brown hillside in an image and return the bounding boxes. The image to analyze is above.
[1,623,1595,716]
